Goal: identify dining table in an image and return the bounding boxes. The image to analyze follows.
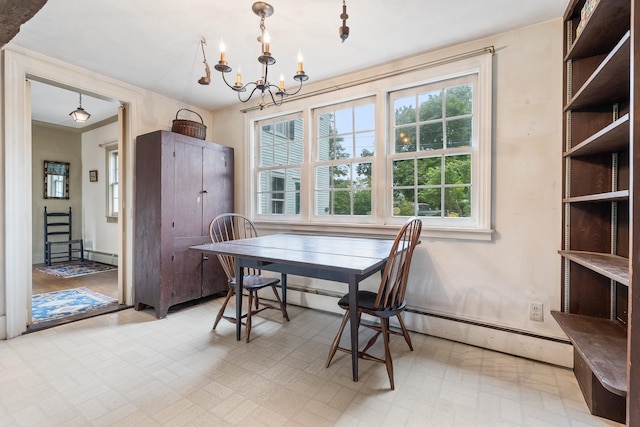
[190,233,397,382]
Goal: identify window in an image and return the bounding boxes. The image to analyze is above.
[390,77,474,222]
[106,145,118,219]
[271,175,285,214]
[314,98,375,217]
[250,52,492,238]
[255,113,303,217]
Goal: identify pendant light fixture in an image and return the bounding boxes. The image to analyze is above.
[69,93,91,123]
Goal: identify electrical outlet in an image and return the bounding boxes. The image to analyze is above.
[530,302,544,322]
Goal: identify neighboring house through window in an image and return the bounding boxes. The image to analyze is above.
[255,113,303,217]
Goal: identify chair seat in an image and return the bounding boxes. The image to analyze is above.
[337,291,406,317]
[229,274,280,291]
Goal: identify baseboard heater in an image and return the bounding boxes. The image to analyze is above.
[84,250,118,266]
[281,283,571,345]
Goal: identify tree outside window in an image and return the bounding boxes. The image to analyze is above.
[391,80,474,219]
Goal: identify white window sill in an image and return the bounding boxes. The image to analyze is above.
[254,221,494,241]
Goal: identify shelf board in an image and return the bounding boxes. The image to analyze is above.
[565,31,630,111]
[563,190,629,204]
[564,114,629,157]
[551,311,627,397]
[566,0,631,60]
[559,250,629,286]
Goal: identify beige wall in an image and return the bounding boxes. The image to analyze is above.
[210,19,568,366]
[31,123,82,263]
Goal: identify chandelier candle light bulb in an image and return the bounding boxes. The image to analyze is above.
[219,40,226,63]
[263,31,270,54]
[279,73,285,91]
[297,50,304,73]
[236,68,243,86]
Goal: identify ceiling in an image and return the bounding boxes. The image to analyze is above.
[8,0,569,128]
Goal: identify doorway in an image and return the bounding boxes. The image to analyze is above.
[28,79,122,329]
[2,49,138,339]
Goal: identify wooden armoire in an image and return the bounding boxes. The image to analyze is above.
[134,130,233,318]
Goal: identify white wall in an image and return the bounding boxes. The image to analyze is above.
[81,121,119,264]
[210,19,569,366]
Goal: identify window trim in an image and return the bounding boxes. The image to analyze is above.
[245,51,493,240]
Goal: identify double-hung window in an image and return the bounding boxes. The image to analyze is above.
[250,51,492,238]
[390,75,477,227]
[255,113,303,217]
[313,98,375,218]
[106,144,119,221]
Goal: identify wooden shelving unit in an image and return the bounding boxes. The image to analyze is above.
[563,114,629,157]
[553,0,638,424]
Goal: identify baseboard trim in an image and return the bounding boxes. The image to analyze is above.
[85,250,118,266]
[0,315,6,340]
[279,284,573,367]
[404,307,571,345]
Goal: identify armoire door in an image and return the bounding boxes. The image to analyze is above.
[174,139,206,237]
[201,143,234,295]
[172,236,205,305]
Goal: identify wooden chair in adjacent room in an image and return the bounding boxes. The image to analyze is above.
[208,213,289,342]
[325,217,422,389]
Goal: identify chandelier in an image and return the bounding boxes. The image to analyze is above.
[69,93,91,123]
[214,1,309,110]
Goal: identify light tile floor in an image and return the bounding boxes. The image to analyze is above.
[0,298,625,426]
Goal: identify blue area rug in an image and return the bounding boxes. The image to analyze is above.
[32,287,118,324]
[36,261,117,278]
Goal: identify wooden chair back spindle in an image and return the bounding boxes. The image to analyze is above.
[374,218,422,312]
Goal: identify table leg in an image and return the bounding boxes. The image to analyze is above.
[348,277,359,382]
[281,273,287,306]
[235,262,243,341]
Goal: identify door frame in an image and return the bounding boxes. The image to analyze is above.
[2,47,136,338]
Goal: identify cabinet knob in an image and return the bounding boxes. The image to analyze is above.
[201,189,208,194]
[203,256,209,261]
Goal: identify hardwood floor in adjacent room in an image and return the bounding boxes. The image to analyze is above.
[29,264,122,332]
[32,264,118,299]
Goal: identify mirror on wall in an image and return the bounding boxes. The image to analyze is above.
[43,160,70,199]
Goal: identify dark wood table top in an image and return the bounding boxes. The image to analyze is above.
[192,234,396,274]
